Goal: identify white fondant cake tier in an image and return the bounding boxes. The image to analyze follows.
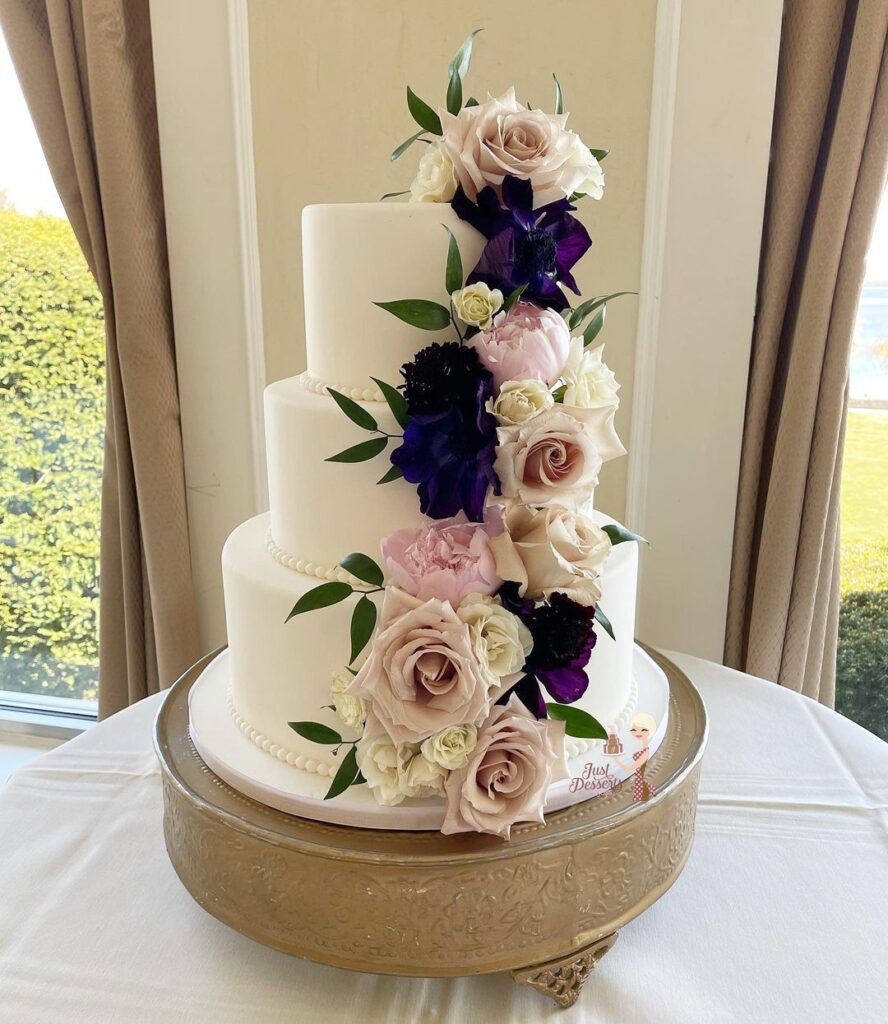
[302,203,485,390]
[222,511,638,775]
[188,645,669,829]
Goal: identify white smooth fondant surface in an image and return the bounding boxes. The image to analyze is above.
[188,646,669,830]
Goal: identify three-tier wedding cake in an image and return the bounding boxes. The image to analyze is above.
[188,35,668,839]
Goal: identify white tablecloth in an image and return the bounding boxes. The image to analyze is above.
[1,652,886,1024]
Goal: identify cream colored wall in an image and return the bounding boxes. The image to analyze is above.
[248,0,657,520]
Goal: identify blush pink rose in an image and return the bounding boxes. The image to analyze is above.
[381,508,503,607]
[441,696,568,839]
[469,301,570,390]
[346,589,493,745]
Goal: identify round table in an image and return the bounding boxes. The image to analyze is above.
[0,651,885,1023]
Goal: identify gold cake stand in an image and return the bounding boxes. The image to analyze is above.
[155,645,707,1009]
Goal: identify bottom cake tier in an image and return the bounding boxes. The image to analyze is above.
[187,643,670,829]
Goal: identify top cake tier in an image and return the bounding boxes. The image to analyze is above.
[302,203,485,393]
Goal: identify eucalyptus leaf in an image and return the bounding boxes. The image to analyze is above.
[446,65,462,115]
[380,190,410,200]
[326,387,378,431]
[325,745,361,800]
[448,29,482,81]
[502,283,527,313]
[443,226,464,295]
[286,581,352,622]
[350,595,378,665]
[602,523,648,546]
[406,86,442,135]
[325,436,389,464]
[545,703,607,740]
[590,148,609,162]
[288,721,343,745]
[553,73,564,115]
[339,552,384,587]
[568,291,636,330]
[371,377,408,429]
[377,464,405,485]
[390,129,427,162]
[374,299,451,330]
[594,605,615,641]
[583,306,606,346]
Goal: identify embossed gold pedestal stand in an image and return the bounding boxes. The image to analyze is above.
[155,645,707,1009]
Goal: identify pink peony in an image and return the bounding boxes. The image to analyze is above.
[469,301,570,390]
[381,508,504,607]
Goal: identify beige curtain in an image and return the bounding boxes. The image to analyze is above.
[1,0,200,716]
[725,0,888,704]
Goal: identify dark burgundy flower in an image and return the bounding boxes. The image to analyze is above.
[400,341,482,415]
[451,175,592,311]
[390,372,500,522]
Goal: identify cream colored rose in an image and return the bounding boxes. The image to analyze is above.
[490,504,611,607]
[452,282,503,329]
[457,593,533,683]
[439,88,603,208]
[396,742,447,799]
[562,338,620,409]
[409,142,457,203]
[441,696,569,838]
[330,667,366,731]
[421,724,478,771]
[487,379,555,425]
[357,734,404,806]
[346,589,493,745]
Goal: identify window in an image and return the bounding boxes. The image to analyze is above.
[836,190,888,740]
[0,32,102,714]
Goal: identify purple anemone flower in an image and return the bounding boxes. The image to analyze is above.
[390,372,500,522]
[451,175,592,311]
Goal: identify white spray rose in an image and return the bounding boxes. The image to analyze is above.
[487,379,554,425]
[330,667,366,731]
[452,282,503,329]
[396,742,447,799]
[562,339,620,409]
[421,724,478,771]
[357,734,404,806]
[409,143,457,203]
[565,135,605,200]
[457,593,533,684]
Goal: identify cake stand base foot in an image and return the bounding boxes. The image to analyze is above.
[511,931,619,1008]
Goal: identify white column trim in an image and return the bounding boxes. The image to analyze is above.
[227,0,268,513]
[625,0,683,540]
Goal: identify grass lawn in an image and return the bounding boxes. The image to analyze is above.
[840,410,888,594]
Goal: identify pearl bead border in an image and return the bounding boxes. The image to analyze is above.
[228,691,336,777]
[564,672,639,760]
[299,370,385,404]
[265,529,361,586]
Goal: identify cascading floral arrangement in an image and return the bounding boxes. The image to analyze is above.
[287,32,643,839]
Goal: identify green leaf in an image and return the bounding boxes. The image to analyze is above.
[325,745,361,800]
[286,581,352,622]
[465,96,479,107]
[583,306,606,346]
[390,130,427,162]
[602,523,648,546]
[589,148,609,162]
[374,299,451,330]
[446,66,462,115]
[370,377,408,429]
[325,436,389,464]
[502,283,527,313]
[380,190,410,200]
[552,384,567,403]
[594,605,615,641]
[545,703,607,739]
[326,388,378,431]
[288,721,343,745]
[443,226,464,295]
[350,595,378,665]
[448,29,482,81]
[406,87,442,135]
[553,74,564,115]
[377,464,404,485]
[339,552,384,587]
[568,291,636,330]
